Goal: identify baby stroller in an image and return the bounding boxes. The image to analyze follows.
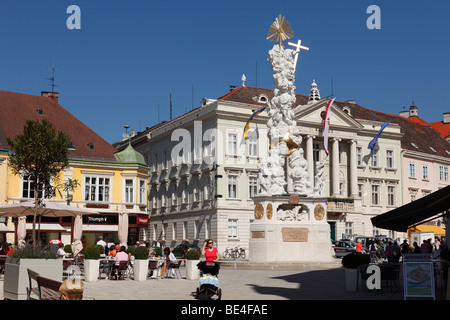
[195,261,222,300]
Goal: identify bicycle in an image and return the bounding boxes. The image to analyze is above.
[222,247,235,260]
[230,246,246,259]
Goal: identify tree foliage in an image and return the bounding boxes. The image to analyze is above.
[7,119,71,244]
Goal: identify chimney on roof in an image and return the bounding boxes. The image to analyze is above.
[399,101,418,118]
[443,112,450,124]
[41,91,59,103]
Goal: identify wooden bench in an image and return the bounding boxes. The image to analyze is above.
[36,275,63,300]
[26,268,40,300]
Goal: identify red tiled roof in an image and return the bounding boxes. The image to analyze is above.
[218,86,309,106]
[220,86,450,158]
[0,90,117,160]
[341,102,450,158]
[429,121,450,139]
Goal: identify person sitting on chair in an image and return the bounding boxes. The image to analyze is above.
[110,246,128,280]
[159,247,176,279]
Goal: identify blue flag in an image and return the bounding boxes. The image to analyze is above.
[368,121,391,151]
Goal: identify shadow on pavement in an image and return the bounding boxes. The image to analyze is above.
[247,268,404,300]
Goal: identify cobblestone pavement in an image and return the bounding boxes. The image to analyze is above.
[1,261,407,300]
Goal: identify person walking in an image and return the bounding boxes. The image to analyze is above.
[369,241,378,263]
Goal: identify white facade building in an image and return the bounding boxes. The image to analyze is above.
[113,81,450,255]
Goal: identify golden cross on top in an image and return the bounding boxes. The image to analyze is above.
[266,14,293,47]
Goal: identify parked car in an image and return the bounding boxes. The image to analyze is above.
[333,240,368,258]
[172,243,201,258]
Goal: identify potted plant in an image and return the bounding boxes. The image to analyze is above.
[133,246,149,281]
[342,253,370,291]
[185,248,201,280]
[4,246,62,300]
[83,245,102,282]
[152,246,162,257]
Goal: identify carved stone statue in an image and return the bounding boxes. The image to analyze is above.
[313,161,326,197]
[257,41,313,197]
[277,205,309,221]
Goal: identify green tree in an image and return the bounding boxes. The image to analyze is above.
[7,119,71,246]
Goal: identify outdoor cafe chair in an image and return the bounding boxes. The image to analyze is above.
[166,260,182,279]
[147,260,160,279]
[115,260,130,280]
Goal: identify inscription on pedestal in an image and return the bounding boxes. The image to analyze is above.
[282,227,308,242]
[252,231,265,239]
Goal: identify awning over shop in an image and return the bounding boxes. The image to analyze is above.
[0,223,14,233]
[371,184,450,232]
[410,225,446,236]
[26,223,67,232]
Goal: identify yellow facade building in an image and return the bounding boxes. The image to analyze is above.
[0,90,149,248]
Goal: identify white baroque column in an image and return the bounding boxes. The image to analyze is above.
[306,135,315,190]
[349,139,358,198]
[332,138,340,197]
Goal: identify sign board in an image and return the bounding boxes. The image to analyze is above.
[403,254,435,299]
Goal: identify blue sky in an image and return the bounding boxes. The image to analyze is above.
[0,1,449,144]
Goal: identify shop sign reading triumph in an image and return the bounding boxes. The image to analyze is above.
[83,215,118,224]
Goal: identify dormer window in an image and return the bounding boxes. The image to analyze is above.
[37,108,44,115]
[258,95,268,103]
[68,141,75,150]
[87,143,95,150]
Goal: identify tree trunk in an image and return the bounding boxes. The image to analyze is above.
[32,175,39,247]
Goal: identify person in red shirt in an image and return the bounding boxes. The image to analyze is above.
[355,240,363,254]
[202,239,220,261]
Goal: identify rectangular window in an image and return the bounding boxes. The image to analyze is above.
[345,222,353,236]
[370,150,378,167]
[193,179,200,202]
[227,133,237,155]
[387,185,395,206]
[410,189,417,202]
[161,185,167,207]
[85,176,110,202]
[139,180,146,204]
[22,175,50,199]
[228,219,238,238]
[228,175,237,198]
[371,184,379,205]
[125,179,134,203]
[422,166,428,180]
[172,190,177,206]
[249,176,258,198]
[154,154,158,172]
[172,222,177,240]
[162,151,167,170]
[22,175,35,199]
[409,163,415,178]
[386,150,394,168]
[356,147,362,166]
[439,166,449,182]
[204,176,211,200]
[313,143,320,163]
[248,135,258,157]
[358,183,364,199]
[182,180,188,203]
